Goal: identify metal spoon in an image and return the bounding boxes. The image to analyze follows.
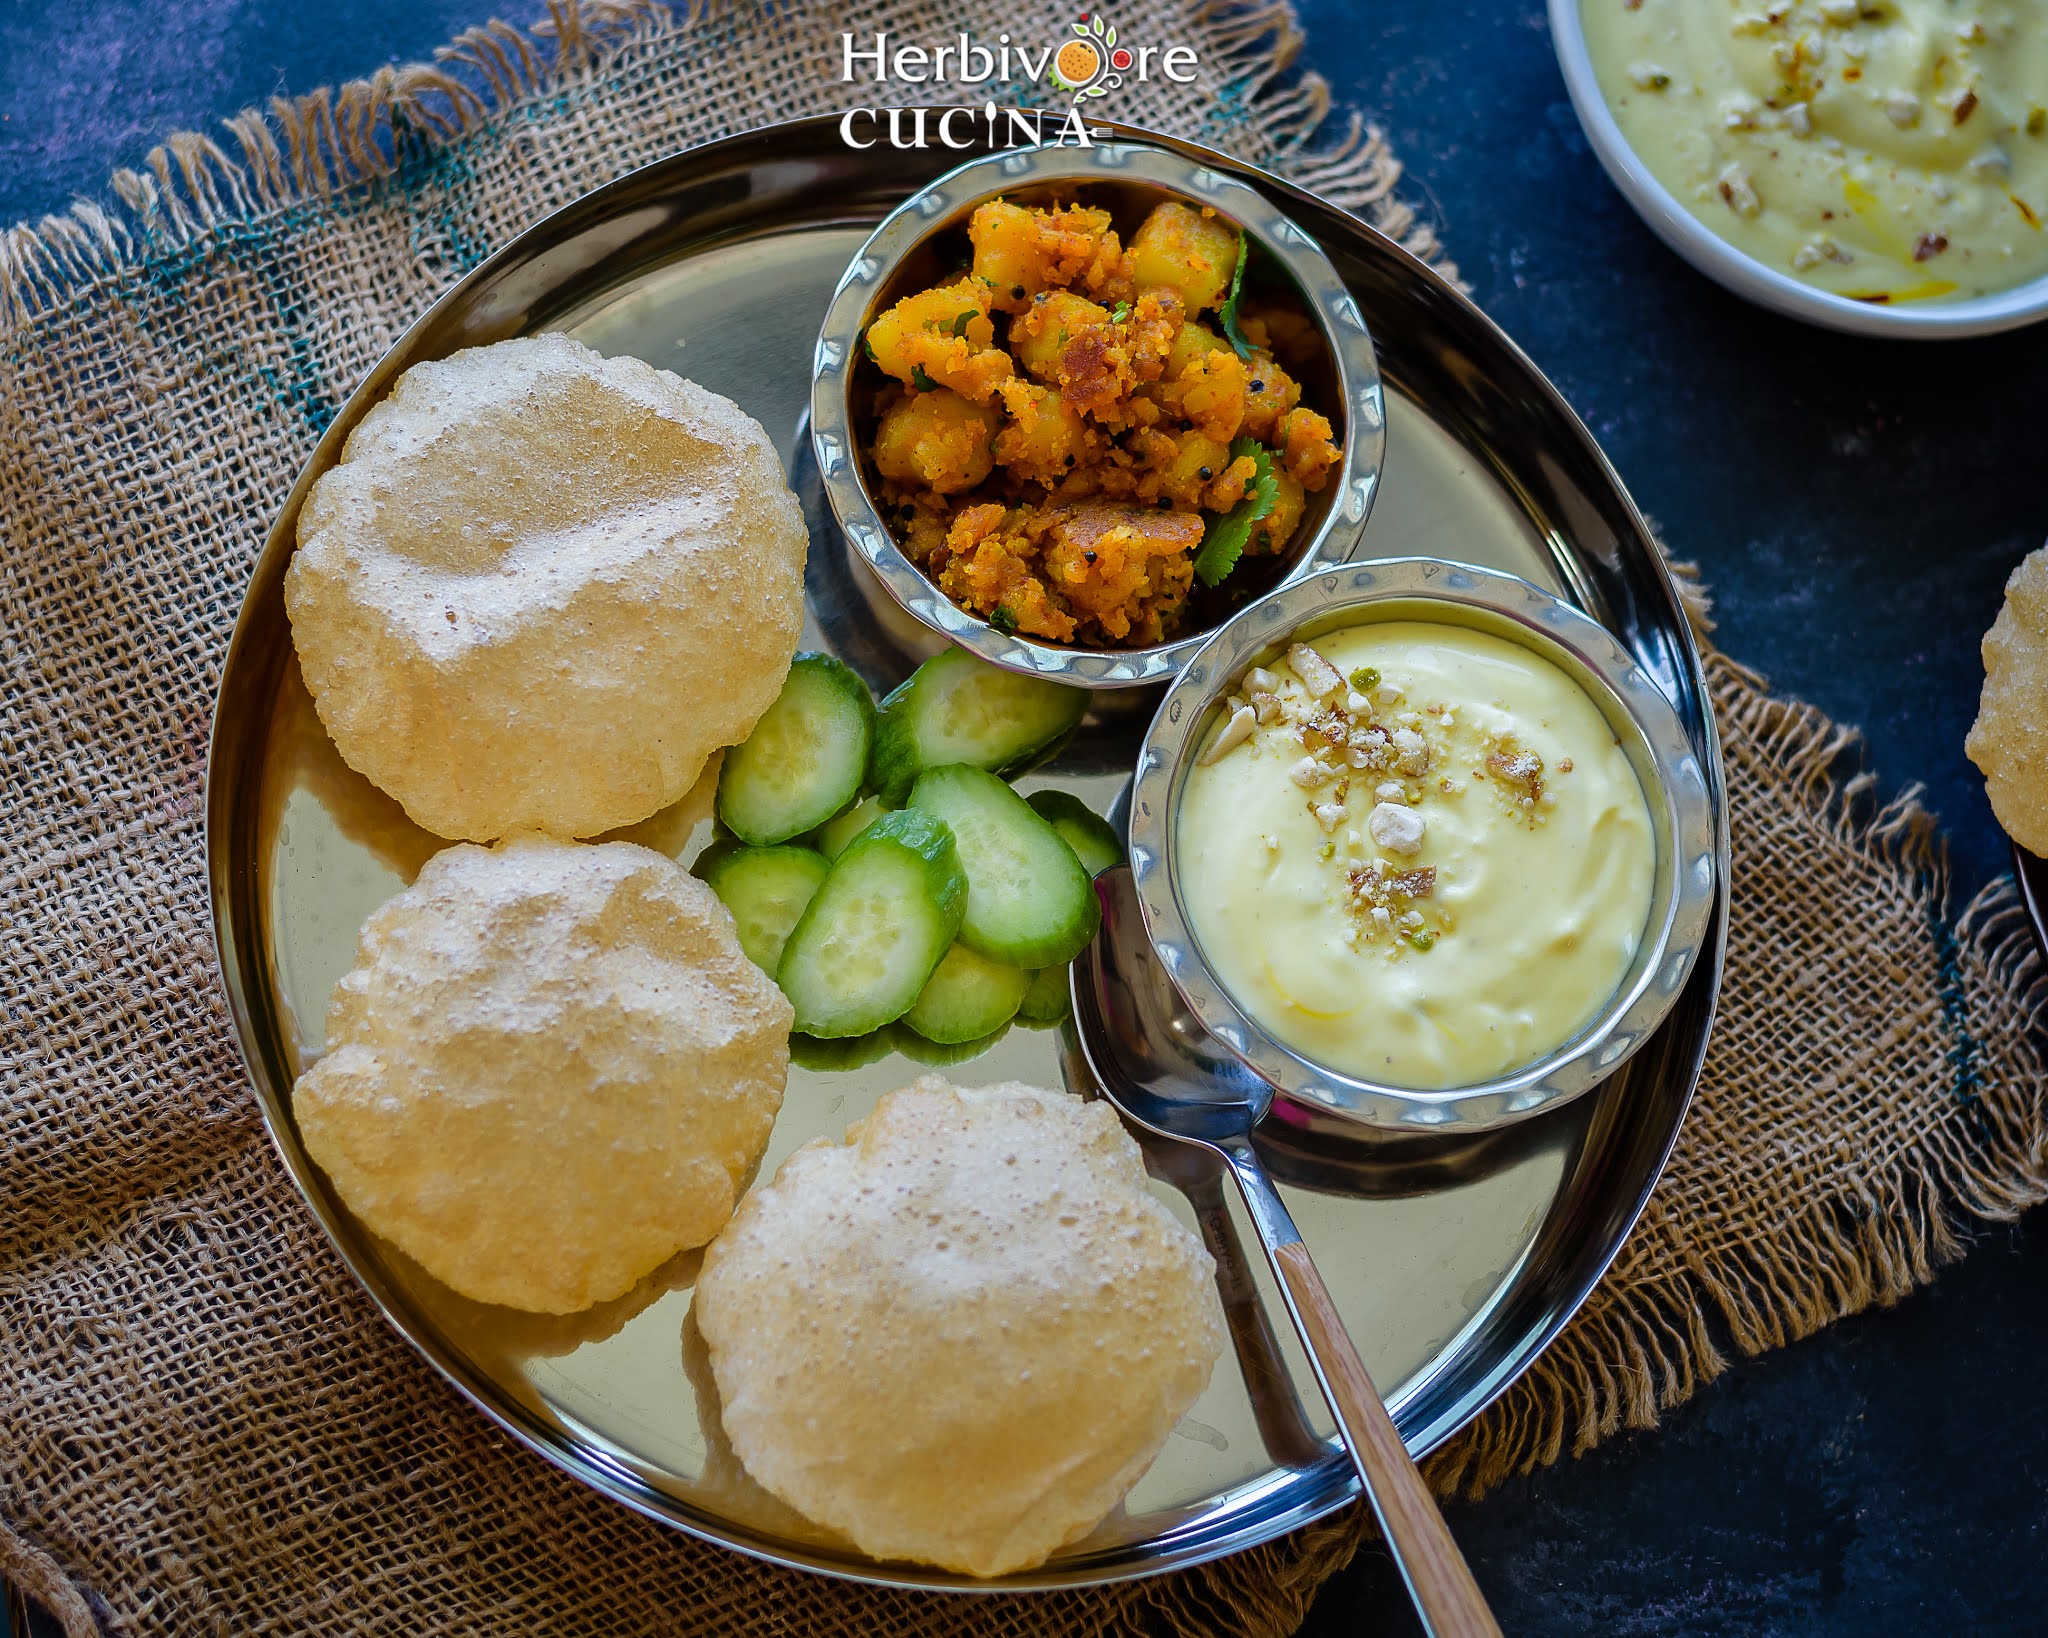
[1072,866,1501,1638]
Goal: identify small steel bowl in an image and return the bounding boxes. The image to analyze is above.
[1128,557,1720,1132]
[811,136,1386,690]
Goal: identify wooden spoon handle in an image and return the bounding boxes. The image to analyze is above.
[1273,1240,1502,1638]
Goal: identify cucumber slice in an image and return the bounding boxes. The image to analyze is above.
[775,808,966,1037]
[815,793,888,860]
[698,845,831,978]
[903,943,1032,1044]
[908,765,1101,968]
[1016,964,1073,1024]
[871,647,1088,803]
[718,653,876,846]
[1025,789,1124,877]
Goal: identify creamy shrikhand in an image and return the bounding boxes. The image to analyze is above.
[1175,621,1656,1090]
[1583,0,2048,303]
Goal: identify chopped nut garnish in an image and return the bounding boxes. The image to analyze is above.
[1375,682,1403,705]
[1628,62,1672,91]
[1345,689,1373,713]
[1368,801,1425,856]
[1244,666,1280,695]
[1558,758,1574,774]
[1312,801,1348,832]
[1200,703,1255,764]
[1720,93,1762,130]
[1913,232,1949,262]
[1375,780,1406,803]
[1287,643,1343,700]
[1953,89,1978,126]
[1391,727,1432,777]
[1486,738,1547,816]
[1882,90,1921,129]
[1818,0,1856,20]
[1785,101,1813,136]
[1250,690,1284,724]
[1389,867,1436,899]
[1718,163,1763,218]
[1289,755,1330,790]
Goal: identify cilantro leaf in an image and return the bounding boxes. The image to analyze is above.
[989,603,1019,635]
[910,364,939,392]
[1109,300,1132,323]
[1217,231,1253,360]
[1192,439,1280,587]
[950,311,976,338]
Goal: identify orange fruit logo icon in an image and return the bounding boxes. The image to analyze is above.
[1056,39,1101,84]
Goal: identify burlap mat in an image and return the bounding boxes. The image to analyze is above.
[1,2,2043,1632]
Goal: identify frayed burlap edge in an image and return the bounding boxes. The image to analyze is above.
[1422,566,2048,1500]
[0,0,1455,336]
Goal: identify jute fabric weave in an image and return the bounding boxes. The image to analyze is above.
[1,3,2042,1633]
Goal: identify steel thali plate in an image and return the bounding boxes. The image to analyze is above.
[207,116,1730,1590]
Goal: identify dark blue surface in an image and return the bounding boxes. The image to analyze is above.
[4,0,2045,1631]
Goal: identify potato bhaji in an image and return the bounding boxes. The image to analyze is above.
[860,196,1344,649]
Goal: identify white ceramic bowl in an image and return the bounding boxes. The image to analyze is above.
[1548,0,2048,339]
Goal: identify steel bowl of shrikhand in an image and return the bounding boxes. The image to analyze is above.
[812,137,1386,688]
[1129,558,1720,1131]
[1552,0,2048,338]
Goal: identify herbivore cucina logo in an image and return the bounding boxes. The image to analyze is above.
[837,12,1199,150]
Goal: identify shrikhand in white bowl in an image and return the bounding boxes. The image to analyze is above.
[1551,0,2048,338]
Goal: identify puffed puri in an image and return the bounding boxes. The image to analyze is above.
[285,332,807,842]
[1968,544,2048,857]
[693,1076,1228,1578]
[292,835,793,1314]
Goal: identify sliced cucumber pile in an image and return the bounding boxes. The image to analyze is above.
[815,793,887,859]
[698,844,830,977]
[1016,965,1074,1024]
[902,943,1033,1044]
[718,653,875,845]
[908,765,1100,969]
[776,808,966,1038]
[710,642,1107,1053]
[871,647,1087,803]
[1025,789,1123,877]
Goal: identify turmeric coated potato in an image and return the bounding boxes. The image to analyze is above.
[994,380,1091,488]
[866,278,1011,402]
[1129,202,1241,315]
[860,194,1343,650]
[873,387,1000,495]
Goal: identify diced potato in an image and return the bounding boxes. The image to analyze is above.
[971,201,1044,312]
[1173,350,1247,443]
[995,380,1091,488]
[871,387,1000,494]
[1148,429,1231,510]
[1250,470,1306,555]
[1239,354,1300,442]
[1011,291,1112,384]
[1273,406,1341,490]
[1130,202,1241,314]
[1163,320,1230,382]
[864,278,1009,400]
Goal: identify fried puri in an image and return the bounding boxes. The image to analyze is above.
[1968,544,2048,856]
[286,333,806,841]
[693,1076,1225,1577]
[293,835,792,1314]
